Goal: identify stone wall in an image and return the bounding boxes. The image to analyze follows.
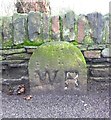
[0,11,111,93]
[0,11,110,47]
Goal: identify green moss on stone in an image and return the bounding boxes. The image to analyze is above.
[72,40,78,46]
[24,39,44,46]
[28,41,87,88]
[102,27,109,43]
[13,44,24,49]
[74,22,78,40]
[2,48,25,55]
[5,53,31,60]
[59,16,63,41]
[49,18,52,39]
[83,35,94,45]
[2,39,13,49]
[13,38,45,48]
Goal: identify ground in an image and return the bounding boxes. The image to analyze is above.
[1,81,110,118]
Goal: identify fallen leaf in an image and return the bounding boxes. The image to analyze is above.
[23,95,32,100]
[17,84,26,95]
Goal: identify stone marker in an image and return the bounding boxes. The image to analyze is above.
[28,41,87,93]
[28,11,42,41]
[13,13,28,45]
[62,11,75,42]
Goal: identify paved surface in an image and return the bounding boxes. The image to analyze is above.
[1,81,110,118]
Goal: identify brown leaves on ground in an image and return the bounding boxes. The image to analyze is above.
[7,84,26,95]
[17,84,26,95]
[7,84,33,101]
[23,95,32,100]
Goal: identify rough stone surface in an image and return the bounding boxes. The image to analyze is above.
[15,0,51,14]
[2,58,29,94]
[2,65,28,80]
[83,35,94,45]
[0,17,2,49]
[13,13,28,45]
[28,11,42,41]
[1,48,26,55]
[24,46,38,53]
[62,11,75,41]
[89,68,110,77]
[51,16,60,40]
[109,13,111,43]
[77,15,94,45]
[42,13,50,41]
[4,53,31,60]
[2,60,29,92]
[87,44,106,50]
[102,15,109,43]
[89,77,110,82]
[84,50,101,58]
[102,48,110,57]
[87,12,104,44]
[87,58,111,64]
[77,15,86,43]
[2,17,13,46]
[0,55,3,61]
[28,41,87,93]
[1,12,110,48]
[2,60,27,66]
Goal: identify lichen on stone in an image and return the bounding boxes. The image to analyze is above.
[28,41,87,92]
[2,39,13,49]
[83,35,94,45]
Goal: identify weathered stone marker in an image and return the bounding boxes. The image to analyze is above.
[28,41,87,93]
